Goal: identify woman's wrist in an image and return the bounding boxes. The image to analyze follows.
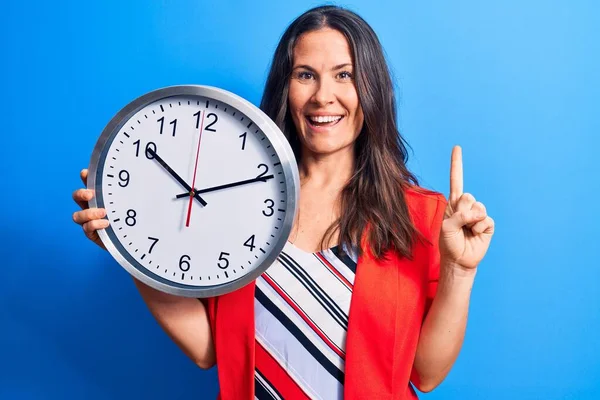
[440,259,478,283]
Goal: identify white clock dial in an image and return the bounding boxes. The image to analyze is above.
[88,86,299,297]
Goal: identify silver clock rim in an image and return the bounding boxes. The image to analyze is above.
[87,84,300,298]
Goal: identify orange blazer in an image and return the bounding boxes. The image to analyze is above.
[205,186,447,399]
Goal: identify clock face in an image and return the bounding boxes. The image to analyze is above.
[88,86,298,297]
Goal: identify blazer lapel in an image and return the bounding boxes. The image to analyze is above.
[344,244,400,399]
[214,281,256,400]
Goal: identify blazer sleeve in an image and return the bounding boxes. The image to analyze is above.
[424,193,447,316]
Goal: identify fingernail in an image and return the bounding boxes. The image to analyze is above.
[98,209,106,218]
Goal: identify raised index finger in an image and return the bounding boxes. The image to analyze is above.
[449,145,463,204]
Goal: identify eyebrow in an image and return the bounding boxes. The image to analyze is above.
[292,63,353,71]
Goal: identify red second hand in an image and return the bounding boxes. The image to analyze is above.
[186,110,205,227]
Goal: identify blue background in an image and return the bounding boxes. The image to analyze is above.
[2,0,598,399]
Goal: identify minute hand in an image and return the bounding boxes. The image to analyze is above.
[175,175,275,198]
[146,148,207,206]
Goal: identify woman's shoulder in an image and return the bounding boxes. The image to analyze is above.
[403,183,447,231]
[404,183,446,205]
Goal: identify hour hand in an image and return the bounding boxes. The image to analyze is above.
[174,175,275,199]
[146,148,208,206]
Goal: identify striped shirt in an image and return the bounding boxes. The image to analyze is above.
[254,241,358,400]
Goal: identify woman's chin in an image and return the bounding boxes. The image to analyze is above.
[301,140,354,157]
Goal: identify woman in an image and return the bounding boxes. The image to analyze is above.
[72,5,494,399]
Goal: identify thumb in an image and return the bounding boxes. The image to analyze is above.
[445,209,486,232]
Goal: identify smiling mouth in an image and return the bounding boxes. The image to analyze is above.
[306,115,344,128]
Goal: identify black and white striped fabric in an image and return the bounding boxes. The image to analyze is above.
[254,241,358,400]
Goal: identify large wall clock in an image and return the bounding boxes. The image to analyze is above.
[87,85,299,297]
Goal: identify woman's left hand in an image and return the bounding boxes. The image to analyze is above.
[440,146,495,272]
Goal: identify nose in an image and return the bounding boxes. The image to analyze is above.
[311,77,335,106]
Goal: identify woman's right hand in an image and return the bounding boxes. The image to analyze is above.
[72,170,216,369]
[72,168,110,250]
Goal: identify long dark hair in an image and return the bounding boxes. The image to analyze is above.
[261,5,424,260]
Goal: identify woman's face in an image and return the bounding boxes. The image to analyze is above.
[288,28,364,157]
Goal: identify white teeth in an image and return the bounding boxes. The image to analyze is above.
[308,115,342,123]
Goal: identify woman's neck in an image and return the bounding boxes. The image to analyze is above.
[298,146,355,190]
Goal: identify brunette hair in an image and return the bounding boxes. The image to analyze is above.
[260,5,423,260]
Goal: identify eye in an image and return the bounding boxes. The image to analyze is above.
[337,71,353,80]
[296,71,314,80]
